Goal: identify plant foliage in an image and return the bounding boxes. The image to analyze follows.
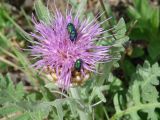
[0,0,160,120]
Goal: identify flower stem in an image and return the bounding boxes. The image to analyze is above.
[70,87,91,120]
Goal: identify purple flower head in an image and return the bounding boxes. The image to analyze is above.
[30,5,111,89]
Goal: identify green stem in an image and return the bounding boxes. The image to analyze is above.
[70,87,91,120]
[110,102,160,120]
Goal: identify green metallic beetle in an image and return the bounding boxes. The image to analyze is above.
[74,59,83,72]
[67,23,77,42]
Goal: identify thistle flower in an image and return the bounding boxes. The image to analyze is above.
[30,3,111,89]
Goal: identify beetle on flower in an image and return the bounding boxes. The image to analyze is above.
[30,1,111,89]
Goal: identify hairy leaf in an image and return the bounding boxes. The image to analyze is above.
[111,61,160,120]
